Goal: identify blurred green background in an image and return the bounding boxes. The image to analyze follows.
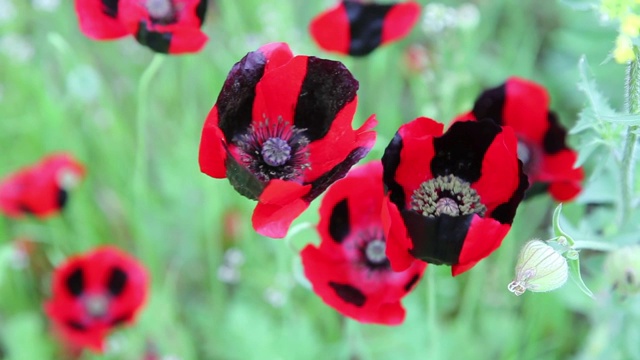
[1,0,638,359]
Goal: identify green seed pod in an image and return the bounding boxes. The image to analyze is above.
[604,245,640,296]
[508,240,568,296]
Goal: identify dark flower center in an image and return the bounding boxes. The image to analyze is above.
[261,137,291,167]
[234,118,310,183]
[411,175,486,217]
[83,294,109,318]
[356,228,391,271]
[146,0,176,24]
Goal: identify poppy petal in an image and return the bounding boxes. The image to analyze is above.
[309,2,350,55]
[198,107,228,179]
[252,180,312,238]
[454,216,511,276]
[380,1,421,45]
[75,0,128,40]
[382,197,415,272]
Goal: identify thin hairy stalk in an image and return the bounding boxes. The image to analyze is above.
[621,47,640,225]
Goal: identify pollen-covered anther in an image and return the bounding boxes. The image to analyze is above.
[234,118,311,183]
[411,174,486,218]
[365,239,387,265]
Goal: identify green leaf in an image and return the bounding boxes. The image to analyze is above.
[552,204,574,245]
[574,140,602,167]
[576,56,618,120]
[600,114,640,125]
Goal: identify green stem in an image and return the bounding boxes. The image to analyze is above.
[133,54,165,202]
[572,240,618,252]
[621,47,640,225]
[427,268,440,359]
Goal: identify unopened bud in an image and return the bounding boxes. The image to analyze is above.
[508,240,568,296]
[604,245,640,296]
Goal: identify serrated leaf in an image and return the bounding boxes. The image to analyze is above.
[574,140,602,167]
[570,108,598,134]
[568,258,595,298]
[577,56,618,119]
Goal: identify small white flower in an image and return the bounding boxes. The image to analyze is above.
[508,240,568,296]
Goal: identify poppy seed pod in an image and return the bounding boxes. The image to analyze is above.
[604,245,640,296]
[508,240,568,296]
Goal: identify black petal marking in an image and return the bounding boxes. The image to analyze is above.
[381,133,406,209]
[343,1,393,56]
[329,199,350,243]
[294,57,359,141]
[217,50,267,141]
[490,160,529,224]
[472,84,506,125]
[57,188,68,209]
[107,267,128,297]
[135,21,171,53]
[543,112,568,154]
[101,0,119,18]
[66,267,85,297]
[430,120,501,183]
[328,282,366,307]
[195,0,208,26]
[66,320,87,332]
[402,211,473,265]
[110,312,132,327]
[303,147,370,202]
[403,274,420,292]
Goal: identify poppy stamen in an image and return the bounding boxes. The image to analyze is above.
[83,294,110,318]
[234,118,310,183]
[365,239,387,265]
[411,175,486,218]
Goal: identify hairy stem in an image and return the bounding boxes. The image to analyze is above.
[622,47,640,225]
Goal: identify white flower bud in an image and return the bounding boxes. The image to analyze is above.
[508,240,568,296]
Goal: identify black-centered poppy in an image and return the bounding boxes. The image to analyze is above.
[456,77,584,201]
[382,117,528,276]
[44,246,148,352]
[310,0,421,56]
[74,0,208,54]
[198,42,377,239]
[301,161,426,325]
[0,154,85,218]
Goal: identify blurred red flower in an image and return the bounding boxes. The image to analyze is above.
[301,161,426,325]
[74,0,208,54]
[199,42,377,238]
[44,246,148,353]
[456,77,584,202]
[310,0,421,56]
[0,153,85,218]
[381,117,528,276]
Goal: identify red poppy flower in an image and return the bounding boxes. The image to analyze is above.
[74,0,208,54]
[310,0,421,56]
[44,246,148,352]
[457,77,584,201]
[198,42,377,239]
[381,117,528,276]
[301,161,426,325]
[0,153,85,218]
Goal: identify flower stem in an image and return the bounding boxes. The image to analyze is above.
[621,47,640,225]
[572,240,618,252]
[426,268,440,359]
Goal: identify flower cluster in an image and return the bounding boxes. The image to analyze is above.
[75,0,208,54]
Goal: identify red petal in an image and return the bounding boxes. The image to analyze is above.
[538,149,584,202]
[503,77,550,143]
[260,42,295,72]
[471,126,520,212]
[167,27,208,54]
[198,106,228,178]
[75,0,128,40]
[395,117,443,205]
[380,1,421,44]
[305,104,377,182]
[252,180,312,238]
[382,196,416,272]
[252,56,307,127]
[309,2,350,55]
[454,215,511,276]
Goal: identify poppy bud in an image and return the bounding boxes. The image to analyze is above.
[604,245,640,296]
[508,240,568,296]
